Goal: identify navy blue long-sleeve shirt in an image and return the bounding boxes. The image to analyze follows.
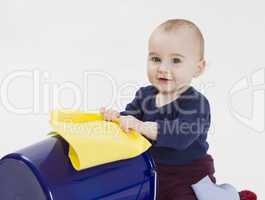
[120,85,211,165]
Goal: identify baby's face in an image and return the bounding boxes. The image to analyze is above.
[147,28,204,94]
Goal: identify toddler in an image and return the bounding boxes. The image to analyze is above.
[100,19,215,200]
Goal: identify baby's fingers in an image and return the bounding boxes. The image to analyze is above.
[100,107,110,120]
[100,107,111,120]
[120,120,130,133]
[111,110,120,120]
[105,109,118,121]
[99,107,106,114]
[104,110,113,121]
[121,125,130,133]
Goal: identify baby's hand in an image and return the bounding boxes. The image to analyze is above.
[100,107,120,121]
[119,115,142,133]
[100,107,143,134]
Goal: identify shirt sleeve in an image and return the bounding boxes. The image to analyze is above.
[154,97,211,151]
[119,87,144,120]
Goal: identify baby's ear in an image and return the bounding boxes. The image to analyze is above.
[193,59,206,78]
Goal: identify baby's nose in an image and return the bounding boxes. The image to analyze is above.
[158,64,170,73]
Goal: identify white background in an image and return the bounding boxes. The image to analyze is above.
[0,0,264,198]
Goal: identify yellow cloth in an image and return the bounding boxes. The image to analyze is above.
[49,110,152,171]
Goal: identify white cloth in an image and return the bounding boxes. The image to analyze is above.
[191,176,240,200]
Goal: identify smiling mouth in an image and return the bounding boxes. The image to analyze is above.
[158,77,172,83]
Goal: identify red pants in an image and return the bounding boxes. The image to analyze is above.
[156,154,216,200]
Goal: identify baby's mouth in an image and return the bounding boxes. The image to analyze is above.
[157,77,172,83]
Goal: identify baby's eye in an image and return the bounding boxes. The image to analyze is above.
[150,56,161,63]
[172,58,181,64]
